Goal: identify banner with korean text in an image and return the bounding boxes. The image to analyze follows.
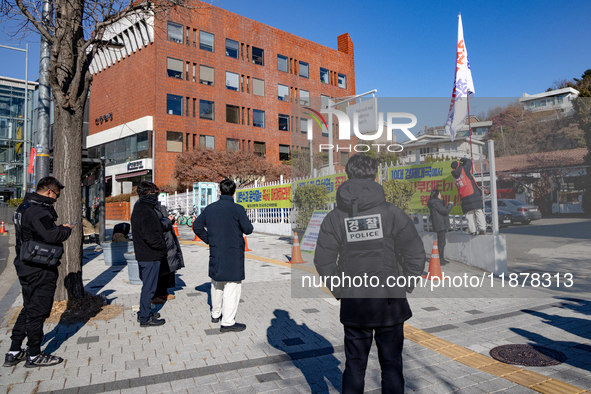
[235,184,292,209]
[386,162,462,215]
[293,173,348,204]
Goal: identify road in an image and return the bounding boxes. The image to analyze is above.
[500,218,590,274]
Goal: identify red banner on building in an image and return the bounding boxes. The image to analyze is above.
[28,147,36,174]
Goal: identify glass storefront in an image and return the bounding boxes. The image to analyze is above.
[0,80,34,199]
[88,130,151,166]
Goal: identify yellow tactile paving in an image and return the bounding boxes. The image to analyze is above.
[420,337,455,351]
[404,330,437,343]
[182,240,588,394]
[504,369,552,388]
[436,345,476,360]
[455,353,498,369]
[530,379,587,394]
[478,362,522,377]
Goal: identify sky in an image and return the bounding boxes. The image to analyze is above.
[1,0,589,101]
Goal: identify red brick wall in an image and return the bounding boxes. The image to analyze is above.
[89,1,357,188]
[106,202,130,221]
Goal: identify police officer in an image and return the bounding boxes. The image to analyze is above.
[5,177,73,368]
[314,155,425,393]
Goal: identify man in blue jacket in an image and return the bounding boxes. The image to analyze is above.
[193,179,253,333]
[131,182,168,327]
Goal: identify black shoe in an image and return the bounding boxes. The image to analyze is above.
[3,350,27,367]
[220,323,246,333]
[140,315,166,327]
[25,352,64,368]
[137,312,161,322]
[211,314,221,323]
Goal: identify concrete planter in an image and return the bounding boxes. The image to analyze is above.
[124,252,142,285]
[100,242,134,265]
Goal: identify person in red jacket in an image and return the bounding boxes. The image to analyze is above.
[451,158,486,235]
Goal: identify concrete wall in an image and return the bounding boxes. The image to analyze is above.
[420,232,508,276]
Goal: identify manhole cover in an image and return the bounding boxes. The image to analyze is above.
[489,344,566,366]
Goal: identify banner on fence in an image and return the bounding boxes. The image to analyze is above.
[294,173,348,204]
[235,184,292,209]
[301,210,330,255]
[386,161,462,215]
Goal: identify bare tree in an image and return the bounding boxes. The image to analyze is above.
[1,0,208,300]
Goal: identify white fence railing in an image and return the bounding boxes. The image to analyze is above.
[164,191,193,215]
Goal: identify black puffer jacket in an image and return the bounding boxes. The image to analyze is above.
[314,179,425,328]
[427,197,453,232]
[131,197,167,262]
[451,158,483,213]
[155,204,185,273]
[13,192,72,277]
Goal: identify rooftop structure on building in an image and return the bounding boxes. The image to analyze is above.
[519,87,579,116]
[86,2,356,195]
[398,133,485,166]
[424,115,492,140]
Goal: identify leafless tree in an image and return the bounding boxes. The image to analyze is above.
[1,0,209,300]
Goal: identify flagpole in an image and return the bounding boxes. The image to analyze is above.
[466,92,473,172]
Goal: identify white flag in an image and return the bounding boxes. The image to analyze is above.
[445,14,475,142]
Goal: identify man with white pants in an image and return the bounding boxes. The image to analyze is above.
[451,158,487,235]
[193,179,253,332]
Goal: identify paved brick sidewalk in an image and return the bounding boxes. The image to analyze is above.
[0,229,590,393]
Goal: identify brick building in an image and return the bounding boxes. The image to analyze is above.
[87,3,356,195]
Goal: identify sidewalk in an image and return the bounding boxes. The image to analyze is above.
[0,225,589,393]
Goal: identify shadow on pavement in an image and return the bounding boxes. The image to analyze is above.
[509,299,591,372]
[84,265,126,296]
[267,309,342,393]
[195,282,212,308]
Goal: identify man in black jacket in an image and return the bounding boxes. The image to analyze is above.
[314,155,425,393]
[193,179,253,333]
[5,177,73,368]
[131,182,167,327]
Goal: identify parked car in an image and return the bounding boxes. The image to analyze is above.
[484,207,513,228]
[485,199,542,224]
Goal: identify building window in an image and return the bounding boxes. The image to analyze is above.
[200,100,214,120]
[278,84,289,101]
[252,46,264,65]
[338,73,347,89]
[253,78,265,96]
[320,68,329,84]
[226,104,240,124]
[166,58,183,79]
[278,114,289,131]
[200,31,214,52]
[200,65,214,85]
[253,109,265,128]
[277,54,288,72]
[300,118,309,134]
[200,135,215,149]
[167,22,183,44]
[226,71,239,91]
[225,39,239,58]
[166,94,182,115]
[300,89,309,106]
[166,131,183,152]
[299,61,309,78]
[226,138,240,152]
[419,147,432,155]
[340,152,349,166]
[279,144,290,161]
[253,141,266,157]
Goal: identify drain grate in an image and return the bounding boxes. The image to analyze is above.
[490,344,566,366]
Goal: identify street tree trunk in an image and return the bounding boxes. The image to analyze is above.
[53,105,85,301]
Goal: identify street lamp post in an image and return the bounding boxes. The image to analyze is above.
[0,44,29,197]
